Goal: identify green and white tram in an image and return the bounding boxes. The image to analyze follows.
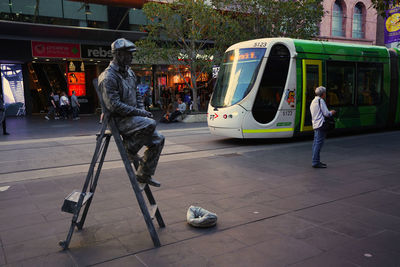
[207,38,400,138]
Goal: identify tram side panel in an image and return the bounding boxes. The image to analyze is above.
[241,46,297,138]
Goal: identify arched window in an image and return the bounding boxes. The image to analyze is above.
[332,0,344,37]
[352,3,364,38]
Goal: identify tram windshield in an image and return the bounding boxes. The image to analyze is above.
[211,48,266,108]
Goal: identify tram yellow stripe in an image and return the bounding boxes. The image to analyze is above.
[243,128,294,133]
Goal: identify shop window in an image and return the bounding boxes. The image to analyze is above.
[8,0,35,15]
[252,44,290,124]
[63,1,107,22]
[39,0,63,18]
[129,9,148,26]
[326,61,355,106]
[357,63,382,105]
[332,0,345,37]
[352,3,365,38]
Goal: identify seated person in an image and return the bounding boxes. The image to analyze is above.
[166,98,186,122]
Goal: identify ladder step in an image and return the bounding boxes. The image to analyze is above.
[138,182,147,192]
[61,190,93,214]
[149,204,158,219]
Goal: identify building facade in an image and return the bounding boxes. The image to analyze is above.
[0,0,384,116]
[0,0,212,116]
[319,0,380,45]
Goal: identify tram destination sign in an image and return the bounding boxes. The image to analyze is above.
[81,45,112,60]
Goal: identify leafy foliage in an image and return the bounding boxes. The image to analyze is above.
[211,0,325,41]
[371,0,399,17]
[135,0,324,111]
[135,0,240,111]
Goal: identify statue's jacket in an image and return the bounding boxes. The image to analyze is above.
[98,62,152,135]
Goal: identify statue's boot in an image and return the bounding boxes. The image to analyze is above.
[136,174,161,187]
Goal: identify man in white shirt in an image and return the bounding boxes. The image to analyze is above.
[310,86,336,168]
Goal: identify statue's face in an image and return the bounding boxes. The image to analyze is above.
[114,50,133,67]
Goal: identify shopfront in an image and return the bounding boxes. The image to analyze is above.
[1,38,213,115]
[27,41,109,114]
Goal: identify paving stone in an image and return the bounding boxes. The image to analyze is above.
[257,214,315,237]
[182,231,247,258]
[0,222,58,246]
[0,213,46,232]
[3,235,61,264]
[135,242,202,266]
[4,252,75,267]
[289,252,359,267]
[251,236,322,266]
[0,247,5,265]
[160,221,207,241]
[292,202,361,224]
[225,222,284,246]
[0,184,29,201]
[343,190,400,209]
[349,207,400,232]
[210,245,281,267]
[94,254,145,267]
[264,193,330,212]
[118,229,176,253]
[328,237,400,267]
[321,218,383,239]
[292,225,354,251]
[68,239,128,266]
[358,230,400,253]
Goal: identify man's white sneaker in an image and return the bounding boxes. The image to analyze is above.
[45,116,50,120]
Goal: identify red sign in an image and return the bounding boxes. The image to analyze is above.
[32,41,81,58]
[67,72,86,96]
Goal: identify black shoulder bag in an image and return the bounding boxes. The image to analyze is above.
[319,99,335,131]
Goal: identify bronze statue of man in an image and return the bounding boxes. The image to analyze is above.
[98,38,164,187]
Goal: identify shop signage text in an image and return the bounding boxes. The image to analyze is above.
[32,41,81,58]
[81,45,112,59]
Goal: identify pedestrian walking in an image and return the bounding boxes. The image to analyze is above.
[310,86,336,168]
[45,92,59,120]
[0,93,9,135]
[71,90,80,120]
[59,92,70,119]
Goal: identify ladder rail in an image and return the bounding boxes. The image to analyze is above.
[109,117,161,247]
[60,120,111,249]
[77,133,112,230]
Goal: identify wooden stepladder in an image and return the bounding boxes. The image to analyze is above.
[59,112,165,250]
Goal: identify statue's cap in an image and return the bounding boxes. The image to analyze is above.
[111,38,136,52]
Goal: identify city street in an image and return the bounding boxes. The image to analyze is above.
[1,115,400,266]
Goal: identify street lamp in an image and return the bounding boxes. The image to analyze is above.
[85,4,92,15]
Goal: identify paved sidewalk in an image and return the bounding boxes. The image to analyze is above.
[0,112,206,141]
[1,123,400,266]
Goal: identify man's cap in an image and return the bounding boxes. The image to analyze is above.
[111,38,136,52]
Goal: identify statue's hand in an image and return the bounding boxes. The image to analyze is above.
[146,111,154,118]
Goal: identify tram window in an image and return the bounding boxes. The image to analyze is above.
[252,44,290,124]
[357,63,382,105]
[211,48,266,108]
[326,61,355,106]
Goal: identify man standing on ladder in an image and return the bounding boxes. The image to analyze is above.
[98,38,164,187]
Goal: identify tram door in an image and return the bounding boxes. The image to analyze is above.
[300,60,322,132]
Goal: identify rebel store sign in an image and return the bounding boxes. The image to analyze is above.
[32,41,81,58]
[81,44,112,59]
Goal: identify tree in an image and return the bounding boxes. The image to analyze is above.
[211,0,325,42]
[135,0,324,111]
[371,0,399,17]
[135,0,240,111]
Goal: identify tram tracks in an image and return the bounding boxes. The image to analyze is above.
[0,137,303,184]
